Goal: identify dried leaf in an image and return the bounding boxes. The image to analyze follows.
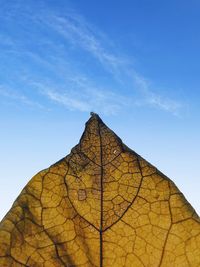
[0,114,199,266]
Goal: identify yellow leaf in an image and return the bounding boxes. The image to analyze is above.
[0,113,199,266]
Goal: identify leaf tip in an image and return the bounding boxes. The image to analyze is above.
[89,112,103,123]
[90,111,98,117]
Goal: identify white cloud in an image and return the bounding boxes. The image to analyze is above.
[48,14,124,72]
[43,89,90,112]
[0,86,44,109]
[0,3,183,116]
[27,79,128,115]
[40,11,183,115]
[133,73,182,115]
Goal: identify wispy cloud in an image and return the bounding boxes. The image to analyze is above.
[45,14,125,74]
[40,11,183,115]
[0,2,183,116]
[44,89,90,112]
[132,73,182,115]
[25,78,129,115]
[0,86,44,109]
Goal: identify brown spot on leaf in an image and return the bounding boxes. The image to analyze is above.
[78,189,87,201]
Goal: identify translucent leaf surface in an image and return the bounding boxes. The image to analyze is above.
[0,114,199,266]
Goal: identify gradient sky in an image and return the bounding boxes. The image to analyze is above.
[0,0,200,220]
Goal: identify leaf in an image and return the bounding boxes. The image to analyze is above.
[0,113,199,267]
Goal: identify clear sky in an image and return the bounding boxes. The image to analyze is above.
[0,0,200,220]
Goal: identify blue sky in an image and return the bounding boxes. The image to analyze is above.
[0,0,200,220]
